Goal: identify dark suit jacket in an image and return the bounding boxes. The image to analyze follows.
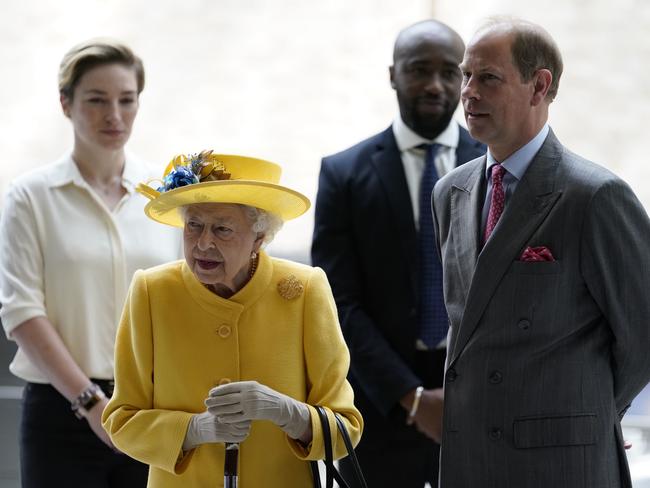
[432,129,650,488]
[312,125,485,447]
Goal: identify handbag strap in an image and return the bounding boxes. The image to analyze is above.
[310,406,368,488]
[316,406,335,488]
[334,414,368,488]
[310,460,322,488]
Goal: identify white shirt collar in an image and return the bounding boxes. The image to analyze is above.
[392,115,459,152]
[48,151,143,194]
[485,124,549,181]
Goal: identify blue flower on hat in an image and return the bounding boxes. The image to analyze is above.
[158,166,199,192]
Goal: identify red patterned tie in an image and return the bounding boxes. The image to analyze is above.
[484,164,506,243]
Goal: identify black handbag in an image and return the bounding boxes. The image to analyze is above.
[310,406,368,488]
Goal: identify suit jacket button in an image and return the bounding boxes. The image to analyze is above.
[489,371,503,384]
[446,369,457,382]
[409,307,417,318]
[489,428,502,440]
[517,319,530,330]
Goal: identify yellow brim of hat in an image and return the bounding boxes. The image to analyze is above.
[140,179,310,228]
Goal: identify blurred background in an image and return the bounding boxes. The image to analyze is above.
[1,0,649,486]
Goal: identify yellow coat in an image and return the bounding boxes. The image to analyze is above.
[102,251,363,487]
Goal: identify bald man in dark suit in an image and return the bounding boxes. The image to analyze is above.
[312,20,484,487]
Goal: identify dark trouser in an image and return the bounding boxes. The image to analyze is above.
[20,381,148,488]
[340,348,446,488]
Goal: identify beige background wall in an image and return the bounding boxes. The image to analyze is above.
[1,0,648,261]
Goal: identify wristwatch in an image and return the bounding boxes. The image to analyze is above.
[71,383,105,419]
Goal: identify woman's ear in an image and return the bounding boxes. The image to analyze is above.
[60,94,71,118]
[253,233,265,252]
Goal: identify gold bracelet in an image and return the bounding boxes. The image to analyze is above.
[407,386,424,424]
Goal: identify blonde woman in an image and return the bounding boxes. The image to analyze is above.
[0,39,180,487]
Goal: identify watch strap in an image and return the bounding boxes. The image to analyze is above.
[71,383,105,419]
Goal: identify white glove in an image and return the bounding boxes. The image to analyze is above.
[182,411,251,451]
[206,381,311,440]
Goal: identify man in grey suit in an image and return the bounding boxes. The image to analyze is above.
[432,18,650,487]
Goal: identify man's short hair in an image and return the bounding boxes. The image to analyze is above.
[511,23,563,100]
[481,18,563,101]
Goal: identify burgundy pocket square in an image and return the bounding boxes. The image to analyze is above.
[519,246,555,262]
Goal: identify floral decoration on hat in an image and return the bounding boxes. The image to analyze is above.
[157,150,231,192]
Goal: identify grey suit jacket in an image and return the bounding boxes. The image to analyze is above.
[432,129,650,488]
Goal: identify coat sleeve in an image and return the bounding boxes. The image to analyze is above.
[580,178,650,416]
[102,270,194,474]
[287,267,363,461]
[311,157,422,416]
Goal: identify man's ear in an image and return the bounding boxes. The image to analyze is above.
[531,69,552,106]
[389,65,396,90]
[60,93,71,118]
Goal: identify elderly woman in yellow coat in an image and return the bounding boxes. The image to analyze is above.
[102,151,362,487]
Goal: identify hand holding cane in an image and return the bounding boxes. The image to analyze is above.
[207,381,311,441]
[182,411,251,449]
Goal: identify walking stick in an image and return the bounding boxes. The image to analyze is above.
[224,442,239,488]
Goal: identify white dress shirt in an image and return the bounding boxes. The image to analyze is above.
[0,154,182,383]
[392,116,460,228]
[393,117,461,350]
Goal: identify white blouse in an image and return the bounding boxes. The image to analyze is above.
[0,154,182,383]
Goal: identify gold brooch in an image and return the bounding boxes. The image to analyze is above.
[277,275,304,300]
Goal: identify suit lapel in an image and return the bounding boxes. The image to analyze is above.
[449,160,485,296]
[370,128,418,294]
[445,126,487,294]
[448,130,564,365]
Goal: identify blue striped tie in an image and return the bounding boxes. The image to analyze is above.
[417,143,448,348]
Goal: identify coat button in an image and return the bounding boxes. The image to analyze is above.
[517,319,530,330]
[489,371,503,384]
[217,325,231,338]
[489,428,502,440]
[446,369,457,382]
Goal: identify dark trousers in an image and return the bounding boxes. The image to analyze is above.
[20,381,148,488]
[340,348,446,488]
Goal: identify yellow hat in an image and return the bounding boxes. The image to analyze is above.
[137,151,310,227]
